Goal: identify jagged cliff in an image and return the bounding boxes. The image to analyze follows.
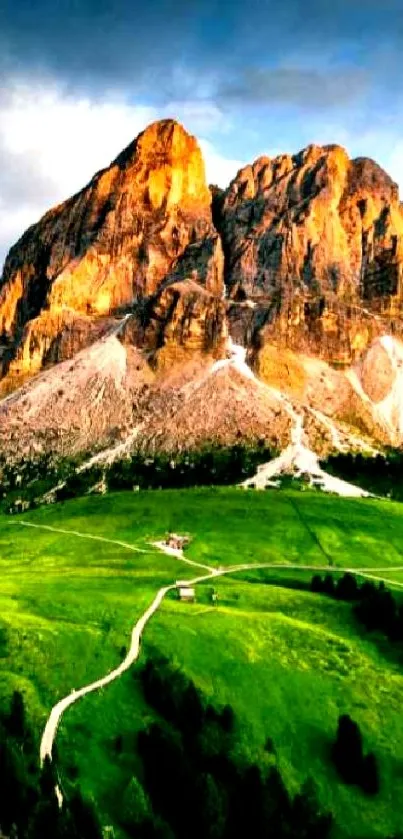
[2,119,403,459]
[0,119,225,387]
[218,145,403,364]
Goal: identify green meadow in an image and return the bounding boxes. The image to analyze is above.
[1,488,403,837]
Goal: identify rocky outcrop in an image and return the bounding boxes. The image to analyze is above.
[158,232,224,297]
[125,278,227,370]
[0,119,223,380]
[0,311,115,396]
[218,145,403,363]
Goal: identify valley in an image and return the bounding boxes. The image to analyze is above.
[2,488,403,837]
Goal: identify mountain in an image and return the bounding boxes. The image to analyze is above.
[1,118,403,467]
[0,120,224,389]
[219,145,403,360]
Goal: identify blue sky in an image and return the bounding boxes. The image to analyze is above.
[1,0,403,265]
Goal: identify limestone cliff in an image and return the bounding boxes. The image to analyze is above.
[217,145,403,363]
[124,278,227,371]
[0,119,223,380]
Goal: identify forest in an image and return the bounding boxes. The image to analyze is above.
[0,443,275,512]
[311,572,403,644]
[321,451,403,501]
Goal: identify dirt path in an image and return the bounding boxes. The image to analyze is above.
[7,519,400,806]
[150,540,216,574]
[39,580,179,765]
[203,561,403,587]
[10,520,148,553]
[39,540,219,804]
[38,547,403,774]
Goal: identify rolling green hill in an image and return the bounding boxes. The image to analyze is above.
[2,488,403,838]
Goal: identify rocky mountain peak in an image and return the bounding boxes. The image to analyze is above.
[2,121,403,456]
[0,118,222,391]
[346,156,399,204]
[113,118,211,212]
[219,140,403,317]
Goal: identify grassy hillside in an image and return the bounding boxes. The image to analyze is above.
[1,488,403,837]
[9,485,403,569]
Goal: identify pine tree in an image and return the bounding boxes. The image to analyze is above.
[121,776,151,830]
[8,691,26,739]
[336,573,359,601]
[69,791,103,839]
[361,752,380,796]
[332,714,363,784]
[39,756,58,799]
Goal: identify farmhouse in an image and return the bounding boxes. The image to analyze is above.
[178,586,196,602]
[166,533,190,550]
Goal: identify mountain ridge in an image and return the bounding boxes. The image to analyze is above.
[1,118,403,465]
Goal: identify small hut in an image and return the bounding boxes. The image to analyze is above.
[166,533,190,551]
[178,586,196,603]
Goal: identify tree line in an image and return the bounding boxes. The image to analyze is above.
[1,672,332,839]
[58,444,275,498]
[1,663,399,838]
[311,572,403,644]
[321,450,403,501]
[2,443,276,512]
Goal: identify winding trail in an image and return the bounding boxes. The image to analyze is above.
[39,579,179,765]
[36,539,403,776]
[9,520,148,554]
[9,515,402,806]
[38,539,222,807]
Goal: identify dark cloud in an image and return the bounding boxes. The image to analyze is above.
[0,0,218,94]
[0,0,402,102]
[217,67,369,110]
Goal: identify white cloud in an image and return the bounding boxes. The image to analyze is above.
[0,82,157,266]
[0,80,238,268]
[162,100,229,135]
[199,139,243,187]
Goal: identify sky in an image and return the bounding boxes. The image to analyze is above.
[1,0,403,267]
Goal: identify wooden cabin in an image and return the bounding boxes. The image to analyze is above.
[178,586,196,603]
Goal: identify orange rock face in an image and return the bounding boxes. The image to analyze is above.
[0,311,115,397]
[0,119,222,379]
[129,278,228,368]
[218,145,403,363]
